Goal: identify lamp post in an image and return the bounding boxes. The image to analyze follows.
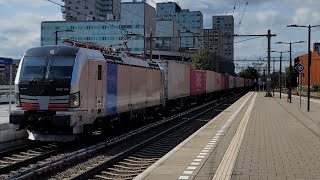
[271,51,290,99]
[276,41,306,103]
[53,29,75,45]
[287,24,320,111]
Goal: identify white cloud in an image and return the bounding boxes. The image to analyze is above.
[0,12,60,58]
[0,0,48,7]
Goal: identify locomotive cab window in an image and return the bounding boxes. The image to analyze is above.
[98,65,102,80]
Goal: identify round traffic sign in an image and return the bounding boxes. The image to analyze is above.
[295,63,304,73]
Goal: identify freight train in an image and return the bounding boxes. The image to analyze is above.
[10,41,252,141]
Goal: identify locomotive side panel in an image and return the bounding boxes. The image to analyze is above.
[88,61,98,116]
[116,64,130,114]
[130,66,148,111]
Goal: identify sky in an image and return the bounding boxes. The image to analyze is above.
[1,0,320,72]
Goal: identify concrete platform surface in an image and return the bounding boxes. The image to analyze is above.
[0,103,16,124]
[137,92,320,180]
[0,103,27,149]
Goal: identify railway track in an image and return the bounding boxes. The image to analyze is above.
[68,92,242,180]
[2,91,244,180]
[0,142,59,176]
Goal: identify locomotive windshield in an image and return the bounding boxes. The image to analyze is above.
[20,56,75,80]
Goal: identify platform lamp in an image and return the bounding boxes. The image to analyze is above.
[53,29,75,45]
[276,41,306,103]
[270,50,290,99]
[287,24,320,111]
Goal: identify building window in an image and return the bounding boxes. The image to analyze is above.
[89,12,93,15]
[75,6,78,9]
[77,1,80,4]
[85,6,88,9]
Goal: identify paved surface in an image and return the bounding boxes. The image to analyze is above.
[138,92,320,180]
[232,92,320,180]
[0,103,14,124]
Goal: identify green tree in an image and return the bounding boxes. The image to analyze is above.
[238,67,258,79]
[191,47,216,71]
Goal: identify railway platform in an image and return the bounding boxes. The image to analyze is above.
[136,92,320,180]
[0,104,27,151]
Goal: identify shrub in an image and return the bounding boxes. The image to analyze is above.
[312,85,319,92]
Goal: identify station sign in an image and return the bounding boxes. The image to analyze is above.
[0,57,13,65]
[295,63,304,73]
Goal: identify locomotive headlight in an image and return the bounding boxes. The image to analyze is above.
[70,92,80,108]
[15,94,21,107]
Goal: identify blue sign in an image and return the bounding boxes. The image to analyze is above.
[0,57,13,65]
[295,63,304,73]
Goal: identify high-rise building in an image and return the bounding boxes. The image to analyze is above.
[156,2,203,48]
[212,15,234,62]
[61,0,121,21]
[203,29,214,50]
[42,1,155,55]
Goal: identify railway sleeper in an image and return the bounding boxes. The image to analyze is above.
[134,152,162,158]
[101,170,138,177]
[11,154,28,159]
[108,167,143,174]
[113,164,150,170]
[140,149,167,155]
[3,157,24,161]
[118,161,150,167]
[0,160,14,164]
[128,156,158,161]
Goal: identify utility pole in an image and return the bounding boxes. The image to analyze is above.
[287,24,320,111]
[273,57,275,95]
[265,30,274,97]
[308,25,311,111]
[280,52,282,99]
[263,67,266,91]
[276,41,305,103]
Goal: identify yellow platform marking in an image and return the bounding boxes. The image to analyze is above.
[212,93,257,180]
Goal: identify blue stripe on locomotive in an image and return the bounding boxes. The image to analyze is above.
[106,63,118,115]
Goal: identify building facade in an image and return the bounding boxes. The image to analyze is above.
[155,20,179,51]
[0,57,20,84]
[61,0,121,21]
[203,29,214,50]
[212,15,234,62]
[298,51,320,86]
[156,2,203,48]
[42,2,155,55]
